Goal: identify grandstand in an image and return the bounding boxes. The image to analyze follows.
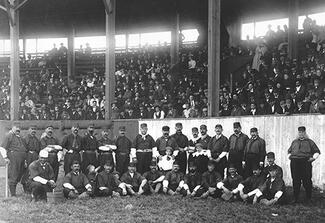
[0,0,325,222]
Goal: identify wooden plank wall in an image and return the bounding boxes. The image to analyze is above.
[140,114,325,188]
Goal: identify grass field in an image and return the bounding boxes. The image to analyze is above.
[0,166,325,223]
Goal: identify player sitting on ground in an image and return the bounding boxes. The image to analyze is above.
[254,165,286,205]
[199,160,222,198]
[181,162,202,197]
[237,164,266,203]
[143,160,165,194]
[97,160,124,197]
[217,164,243,201]
[162,162,185,195]
[120,162,148,196]
[63,160,93,199]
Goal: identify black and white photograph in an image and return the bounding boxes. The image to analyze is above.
[0,0,324,222]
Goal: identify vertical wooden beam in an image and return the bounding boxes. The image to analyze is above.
[9,2,20,121]
[104,0,116,120]
[125,32,129,52]
[288,0,299,60]
[208,0,220,117]
[22,38,26,58]
[67,26,75,84]
[170,13,180,66]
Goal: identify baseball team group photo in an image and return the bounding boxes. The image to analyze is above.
[0,0,325,222]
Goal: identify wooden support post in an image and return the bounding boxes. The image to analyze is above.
[104,0,116,120]
[288,0,299,60]
[67,26,75,85]
[208,0,221,117]
[9,1,20,121]
[171,13,180,66]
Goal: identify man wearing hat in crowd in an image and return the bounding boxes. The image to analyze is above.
[207,124,230,178]
[197,125,211,150]
[155,126,179,157]
[115,126,132,175]
[192,143,211,174]
[171,123,189,174]
[162,162,185,195]
[237,164,266,203]
[120,162,148,196]
[63,160,93,199]
[28,149,56,201]
[97,160,124,197]
[254,165,286,206]
[288,126,320,203]
[40,125,62,181]
[199,160,223,198]
[217,164,243,201]
[263,152,283,179]
[143,160,165,194]
[228,122,249,176]
[21,125,42,193]
[131,123,156,174]
[1,125,27,196]
[81,124,99,173]
[61,125,82,175]
[243,127,266,179]
[181,162,202,197]
[98,128,116,170]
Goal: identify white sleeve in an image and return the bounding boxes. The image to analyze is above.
[118,183,126,190]
[218,151,228,159]
[193,185,201,192]
[0,147,7,158]
[130,148,137,158]
[85,184,92,190]
[217,182,224,189]
[237,183,244,191]
[178,180,184,188]
[99,187,108,190]
[274,191,283,199]
[63,183,75,190]
[152,147,159,158]
[206,149,211,158]
[183,184,189,190]
[163,180,169,188]
[173,150,179,157]
[313,153,320,160]
[57,151,64,162]
[255,189,263,197]
[99,145,110,151]
[247,189,259,197]
[33,176,48,185]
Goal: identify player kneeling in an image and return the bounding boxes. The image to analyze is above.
[217,164,243,201]
[97,160,124,197]
[254,165,286,205]
[143,160,165,194]
[63,160,93,199]
[120,162,148,196]
[162,162,185,195]
[181,162,202,197]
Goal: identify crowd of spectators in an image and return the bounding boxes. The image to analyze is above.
[1,17,325,120]
[218,17,325,116]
